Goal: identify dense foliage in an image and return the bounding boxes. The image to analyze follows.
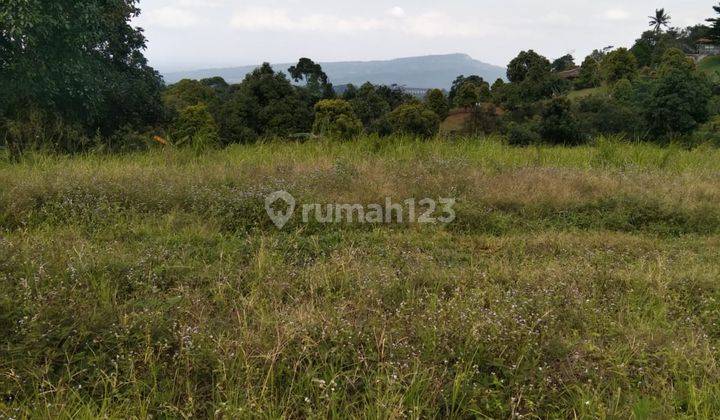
[3,3,720,155]
[312,99,363,140]
[0,0,164,155]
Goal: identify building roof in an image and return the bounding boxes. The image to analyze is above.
[697,38,718,45]
[557,67,581,79]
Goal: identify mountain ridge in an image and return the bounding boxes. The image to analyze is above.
[162,53,507,89]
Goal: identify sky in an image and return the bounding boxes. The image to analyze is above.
[133,0,714,72]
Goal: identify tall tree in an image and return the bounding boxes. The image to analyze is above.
[707,3,720,41]
[507,50,551,83]
[288,58,334,100]
[0,0,163,137]
[649,8,671,34]
[424,89,450,120]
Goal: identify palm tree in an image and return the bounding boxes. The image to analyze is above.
[649,8,671,33]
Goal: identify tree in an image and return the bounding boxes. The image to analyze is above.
[539,97,582,145]
[552,54,576,72]
[172,104,219,150]
[464,103,502,135]
[449,75,487,105]
[503,50,567,106]
[455,82,483,108]
[642,48,712,136]
[575,56,602,89]
[312,99,363,140]
[575,95,645,138]
[388,103,440,138]
[507,50,552,83]
[163,79,219,115]
[350,83,392,127]
[649,9,671,34]
[601,48,638,83]
[218,63,312,143]
[341,84,358,100]
[490,79,507,104]
[707,3,720,41]
[288,58,334,100]
[0,0,163,149]
[425,89,450,120]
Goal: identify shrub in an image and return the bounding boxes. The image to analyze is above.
[575,96,645,138]
[464,103,503,135]
[693,115,720,146]
[506,121,541,146]
[611,78,635,103]
[539,98,583,145]
[312,99,363,140]
[172,104,219,149]
[387,103,440,138]
[1,108,89,158]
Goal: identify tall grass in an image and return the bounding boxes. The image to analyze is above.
[1,136,720,418]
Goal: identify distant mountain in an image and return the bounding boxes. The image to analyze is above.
[162,54,506,89]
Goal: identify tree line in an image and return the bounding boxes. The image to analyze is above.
[4,1,720,157]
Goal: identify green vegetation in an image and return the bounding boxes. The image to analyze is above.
[2,138,720,417]
[698,56,720,83]
[567,86,609,100]
[4,2,720,416]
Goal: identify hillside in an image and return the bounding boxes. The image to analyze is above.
[163,53,506,89]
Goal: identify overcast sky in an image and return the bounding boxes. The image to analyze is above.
[133,0,714,72]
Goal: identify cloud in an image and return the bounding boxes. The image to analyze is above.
[387,6,406,18]
[144,7,200,28]
[401,12,485,37]
[603,9,630,21]
[230,7,484,37]
[230,8,383,33]
[541,11,573,25]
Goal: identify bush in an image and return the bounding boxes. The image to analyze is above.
[539,98,583,145]
[464,104,503,135]
[172,104,219,150]
[575,96,645,138]
[506,121,541,146]
[693,115,720,146]
[387,103,440,138]
[1,109,89,158]
[312,99,363,140]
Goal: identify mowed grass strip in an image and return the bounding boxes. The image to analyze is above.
[1,137,720,418]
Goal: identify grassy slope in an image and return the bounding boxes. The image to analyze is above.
[1,138,720,418]
[567,85,609,100]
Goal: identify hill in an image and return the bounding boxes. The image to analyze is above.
[163,53,506,89]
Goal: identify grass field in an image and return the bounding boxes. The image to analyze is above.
[2,137,720,418]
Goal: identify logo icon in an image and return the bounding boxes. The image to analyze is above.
[265,190,296,229]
